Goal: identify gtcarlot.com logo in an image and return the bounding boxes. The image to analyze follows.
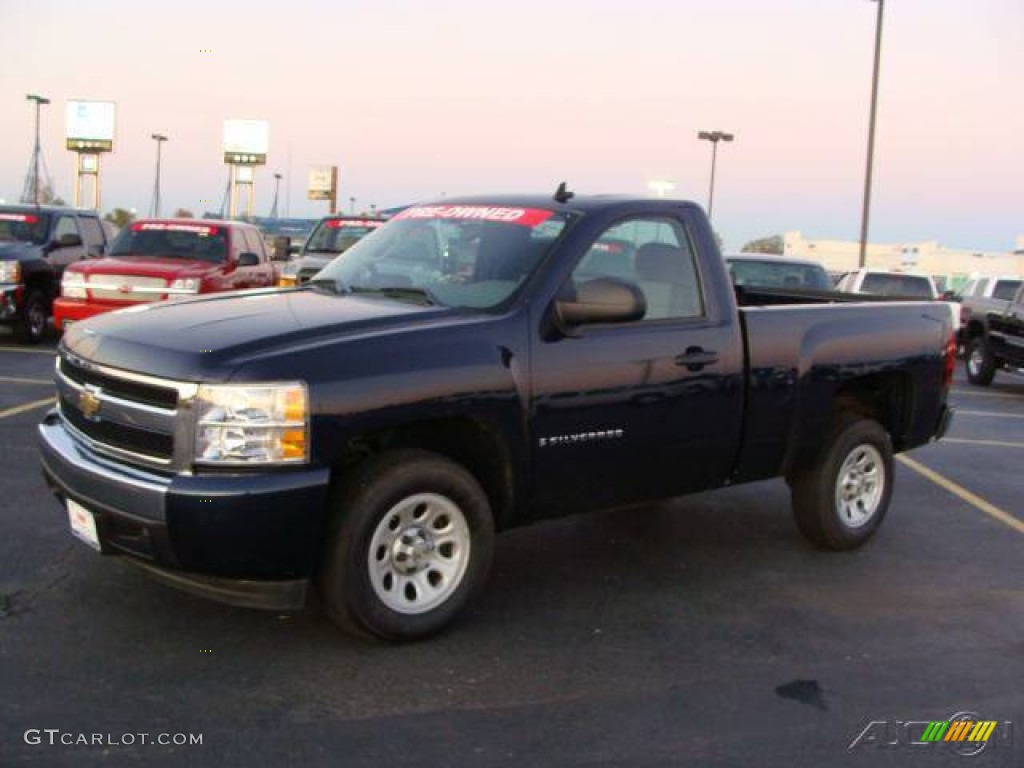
[24,729,203,748]
[849,711,1012,757]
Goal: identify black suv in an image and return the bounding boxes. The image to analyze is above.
[0,205,108,343]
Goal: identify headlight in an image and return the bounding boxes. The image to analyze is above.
[0,261,22,284]
[195,382,308,465]
[169,277,200,295]
[61,271,86,298]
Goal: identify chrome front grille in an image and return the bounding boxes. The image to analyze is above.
[86,274,168,302]
[56,352,199,470]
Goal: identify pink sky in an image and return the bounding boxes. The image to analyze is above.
[1,0,1021,251]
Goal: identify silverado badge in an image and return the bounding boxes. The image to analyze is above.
[79,388,102,420]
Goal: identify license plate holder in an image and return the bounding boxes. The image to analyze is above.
[67,498,102,552]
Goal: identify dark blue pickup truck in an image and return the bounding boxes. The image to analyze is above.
[39,193,957,640]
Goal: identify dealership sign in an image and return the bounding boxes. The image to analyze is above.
[223,119,269,165]
[65,100,116,152]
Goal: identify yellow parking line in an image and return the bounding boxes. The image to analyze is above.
[897,455,1024,535]
[0,397,54,420]
[956,410,1024,419]
[0,347,56,356]
[0,376,52,385]
[942,438,1024,449]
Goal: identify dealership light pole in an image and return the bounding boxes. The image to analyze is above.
[697,130,734,220]
[150,133,167,217]
[270,173,282,219]
[22,94,50,205]
[858,0,885,268]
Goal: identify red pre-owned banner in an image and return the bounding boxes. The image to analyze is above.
[393,206,553,227]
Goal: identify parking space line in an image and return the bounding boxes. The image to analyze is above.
[0,376,53,386]
[0,347,56,356]
[951,389,1022,400]
[0,397,54,420]
[956,410,1024,419]
[897,455,1024,535]
[942,438,1024,449]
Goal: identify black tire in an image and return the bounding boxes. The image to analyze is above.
[790,413,894,551]
[965,336,997,386]
[318,449,494,641]
[13,289,47,344]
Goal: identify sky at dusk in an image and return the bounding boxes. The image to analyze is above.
[1,0,1021,251]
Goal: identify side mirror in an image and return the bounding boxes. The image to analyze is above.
[237,252,260,267]
[940,290,958,301]
[56,233,83,248]
[554,277,646,330]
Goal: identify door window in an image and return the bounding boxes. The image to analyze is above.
[79,217,106,252]
[570,217,703,320]
[54,216,80,242]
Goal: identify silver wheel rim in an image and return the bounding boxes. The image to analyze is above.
[968,346,983,376]
[28,300,45,337]
[368,492,471,615]
[835,444,884,528]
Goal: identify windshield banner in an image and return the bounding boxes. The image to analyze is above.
[132,222,219,235]
[325,219,384,229]
[0,213,39,223]
[393,206,552,227]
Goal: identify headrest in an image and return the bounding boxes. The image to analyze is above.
[635,243,685,282]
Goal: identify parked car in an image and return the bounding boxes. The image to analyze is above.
[53,219,276,331]
[836,268,939,299]
[958,275,1022,302]
[725,252,832,290]
[959,280,1024,386]
[40,193,956,641]
[0,205,108,343]
[276,215,386,287]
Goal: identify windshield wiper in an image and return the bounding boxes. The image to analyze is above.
[306,277,348,295]
[349,285,440,306]
[303,248,342,255]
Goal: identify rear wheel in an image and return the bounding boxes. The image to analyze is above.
[965,336,997,386]
[13,289,47,344]
[790,414,893,551]
[318,449,494,641]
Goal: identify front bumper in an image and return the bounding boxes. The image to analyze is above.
[52,297,116,330]
[38,409,330,610]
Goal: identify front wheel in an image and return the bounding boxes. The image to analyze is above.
[318,449,494,641]
[13,290,47,344]
[790,414,894,551]
[965,336,997,386]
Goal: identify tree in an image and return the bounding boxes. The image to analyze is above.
[741,235,784,255]
[104,208,136,229]
[173,208,195,218]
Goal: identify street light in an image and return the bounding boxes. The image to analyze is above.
[25,94,50,205]
[858,0,885,268]
[349,196,356,215]
[150,133,168,217]
[697,130,734,220]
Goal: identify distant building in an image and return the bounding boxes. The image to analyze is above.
[783,231,1024,291]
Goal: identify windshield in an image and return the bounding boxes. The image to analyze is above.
[727,258,831,290]
[0,211,49,244]
[304,218,384,254]
[109,222,228,264]
[860,273,935,298]
[313,205,574,309]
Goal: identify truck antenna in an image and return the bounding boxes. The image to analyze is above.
[553,181,574,204]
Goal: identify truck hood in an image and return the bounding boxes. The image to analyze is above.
[61,287,461,381]
[68,256,222,279]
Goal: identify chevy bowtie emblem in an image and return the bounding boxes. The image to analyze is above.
[79,387,102,419]
[118,283,132,293]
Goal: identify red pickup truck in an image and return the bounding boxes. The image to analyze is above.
[53,219,275,330]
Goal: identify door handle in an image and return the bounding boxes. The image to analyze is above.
[674,347,719,371]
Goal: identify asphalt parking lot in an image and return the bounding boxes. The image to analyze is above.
[1,329,1021,767]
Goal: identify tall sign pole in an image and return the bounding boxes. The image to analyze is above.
[66,100,115,210]
[223,119,269,220]
[859,0,885,268]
